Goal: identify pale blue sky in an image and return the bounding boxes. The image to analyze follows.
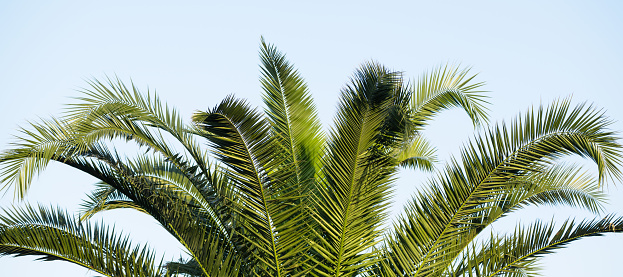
[1,1,622,276]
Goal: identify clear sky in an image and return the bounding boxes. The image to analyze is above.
[1,1,622,276]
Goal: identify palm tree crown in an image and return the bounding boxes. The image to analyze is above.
[1,39,622,277]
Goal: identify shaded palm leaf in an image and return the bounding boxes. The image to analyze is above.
[394,134,438,171]
[79,182,146,220]
[194,96,305,276]
[0,205,163,277]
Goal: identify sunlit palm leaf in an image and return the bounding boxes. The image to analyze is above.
[383,99,622,276]
[454,216,623,277]
[411,64,489,129]
[259,38,326,275]
[0,114,237,277]
[66,80,231,235]
[1,40,622,277]
[310,62,406,277]
[69,77,212,181]
[260,37,324,184]
[432,163,608,277]
[491,163,607,217]
[0,117,87,198]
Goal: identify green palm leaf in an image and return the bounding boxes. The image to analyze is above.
[439,163,607,277]
[491,163,607,217]
[79,182,147,220]
[0,114,238,277]
[310,62,406,277]
[194,96,300,276]
[260,37,324,186]
[259,38,326,275]
[1,40,622,277]
[394,134,438,171]
[383,99,622,276]
[0,205,163,277]
[69,77,212,181]
[67,79,228,231]
[411,64,489,129]
[0,117,86,199]
[454,216,623,277]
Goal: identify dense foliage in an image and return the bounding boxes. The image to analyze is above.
[1,40,622,276]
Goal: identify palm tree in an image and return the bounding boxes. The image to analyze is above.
[1,39,622,277]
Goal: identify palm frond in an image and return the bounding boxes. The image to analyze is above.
[0,205,163,277]
[454,216,623,277]
[411,64,489,129]
[72,150,240,277]
[69,77,213,181]
[383,99,622,276]
[0,88,241,276]
[79,182,146,220]
[394,134,438,171]
[66,79,230,230]
[260,37,324,186]
[492,163,607,217]
[75,152,239,277]
[194,96,301,276]
[259,39,326,275]
[0,117,87,199]
[435,163,608,276]
[310,62,405,276]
